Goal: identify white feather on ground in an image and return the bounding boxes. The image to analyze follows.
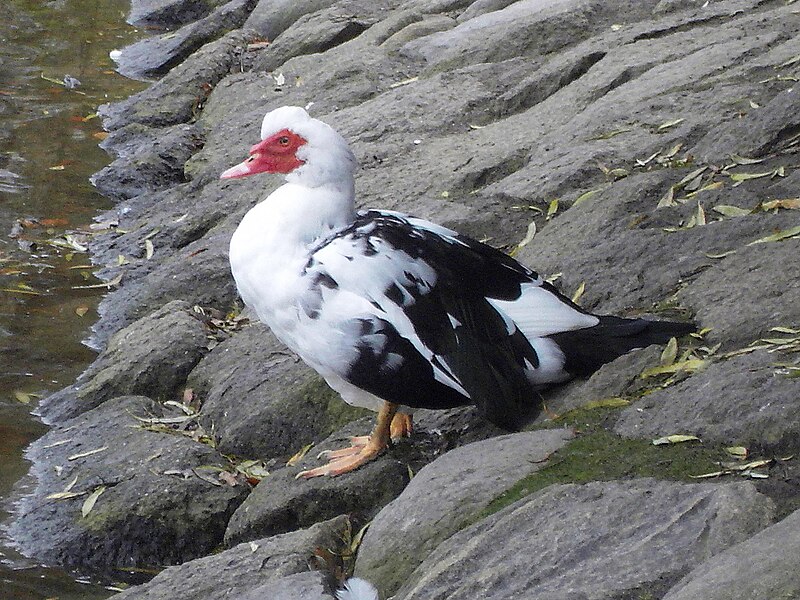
[335,577,379,600]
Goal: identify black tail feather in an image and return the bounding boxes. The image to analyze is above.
[549,316,696,377]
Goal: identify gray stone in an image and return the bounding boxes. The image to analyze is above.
[678,238,800,349]
[663,507,800,600]
[244,0,337,41]
[456,0,519,22]
[234,571,335,600]
[380,15,456,53]
[250,1,398,73]
[614,351,800,447]
[99,29,256,131]
[16,0,800,594]
[224,420,412,545]
[115,0,257,81]
[91,123,203,201]
[8,395,249,574]
[127,0,229,28]
[38,301,209,422]
[692,86,800,162]
[396,479,774,600]
[355,429,574,596]
[534,345,664,421]
[114,516,350,599]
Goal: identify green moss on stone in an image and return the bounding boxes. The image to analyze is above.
[481,430,725,519]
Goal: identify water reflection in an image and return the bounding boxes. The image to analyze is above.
[1,0,146,596]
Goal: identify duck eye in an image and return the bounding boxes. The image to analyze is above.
[278,136,290,146]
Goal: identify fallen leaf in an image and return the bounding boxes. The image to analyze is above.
[47,491,84,500]
[218,471,239,486]
[760,198,800,211]
[388,76,418,89]
[660,337,678,366]
[81,486,106,517]
[729,170,775,186]
[92,131,109,140]
[582,397,630,409]
[68,446,109,461]
[287,443,314,467]
[573,188,602,205]
[589,128,631,140]
[705,250,736,259]
[571,281,586,304]
[725,446,748,459]
[75,305,89,317]
[511,221,537,257]
[746,225,800,246]
[145,239,154,260]
[657,186,677,208]
[640,358,709,378]
[546,199,559,220]
[652,434,701,445]
[713,205,751,217]
[657,118,684,131]
[770,326,800,334]
[730,154,763,165]
[677,167,707,188]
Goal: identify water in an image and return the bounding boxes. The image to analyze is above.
[0,1,146,596]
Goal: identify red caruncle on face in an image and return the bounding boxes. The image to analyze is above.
[221,128,307,179]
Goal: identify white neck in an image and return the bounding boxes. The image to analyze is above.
[229,176,357,320]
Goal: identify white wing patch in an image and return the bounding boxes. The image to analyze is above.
[488,283,599,339]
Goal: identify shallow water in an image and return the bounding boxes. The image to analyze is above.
[0,0,145,596]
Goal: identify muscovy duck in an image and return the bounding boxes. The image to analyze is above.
[221,106,693,478]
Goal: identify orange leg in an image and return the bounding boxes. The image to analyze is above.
[390,412,413,441]
[296,401,398,479]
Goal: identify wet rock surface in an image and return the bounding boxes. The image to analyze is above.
[395,479,774,600]
[6,0,800,598]
[8,395,249,572]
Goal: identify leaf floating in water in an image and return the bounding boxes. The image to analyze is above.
[72,273,123,290]
[652,434,701,445]
[75,305,89,317]
[81,486,106,517]
[13,391,32,404]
